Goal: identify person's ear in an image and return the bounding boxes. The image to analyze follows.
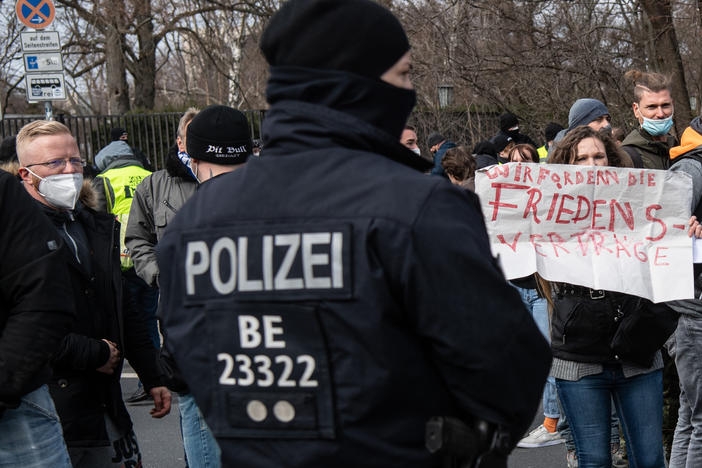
[18,167,32,183]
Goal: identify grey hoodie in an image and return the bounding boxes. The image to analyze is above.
[94,141,135,171]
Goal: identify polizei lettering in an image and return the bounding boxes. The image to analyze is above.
[185,232,345,296]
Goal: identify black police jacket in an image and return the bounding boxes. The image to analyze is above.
[157,100,551,468]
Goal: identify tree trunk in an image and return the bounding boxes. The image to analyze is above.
[133,0,156,110]
[640,0,692,133]
[697,0,702,114]
[105,25,130,114]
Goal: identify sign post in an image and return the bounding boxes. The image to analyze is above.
[17,0,64,119]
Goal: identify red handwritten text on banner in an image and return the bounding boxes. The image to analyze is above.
[475,163,693,302]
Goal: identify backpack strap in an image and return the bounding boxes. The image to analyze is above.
[621,145,644,168]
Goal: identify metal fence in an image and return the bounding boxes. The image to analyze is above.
[1,110,266,170]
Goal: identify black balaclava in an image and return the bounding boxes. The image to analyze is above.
[499,112,520,139]
[260,0,416,140]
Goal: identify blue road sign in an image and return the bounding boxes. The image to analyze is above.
[16,0,55,30]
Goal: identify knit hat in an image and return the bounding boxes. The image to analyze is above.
[568,99,609,129]
[493,134,513,152]
[186,105,252,164]
[473,140,497,157]
[499,113,519,132]
[544,122,564,142]
[260,0,410,78]
[427,132,445,149]
[110,127,127,141]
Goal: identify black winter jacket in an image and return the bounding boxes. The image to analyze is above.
[157,77,551,467]
[42,202,162,446]
[0,171,75,414]
[551,286,629,363]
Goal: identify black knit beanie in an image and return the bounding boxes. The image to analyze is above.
[499,113,519,132]
[426,132,445,149]
[260,0,410,78]
[544,122,564,142]
[110,127,127,141]
[187,105,252,164]
[493,134,513,152]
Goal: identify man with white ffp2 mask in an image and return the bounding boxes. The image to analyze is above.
[17,120,171,468]
[19,130,84,210]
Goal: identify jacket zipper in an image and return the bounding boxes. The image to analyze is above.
[162,199,177,213]
[62,222,82,264]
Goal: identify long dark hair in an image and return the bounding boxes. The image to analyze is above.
[548,126,624,168]
[508,143,538,163]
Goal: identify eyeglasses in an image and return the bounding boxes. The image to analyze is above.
[25,158,86,170]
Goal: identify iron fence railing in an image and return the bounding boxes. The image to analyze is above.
[1,110,266,170]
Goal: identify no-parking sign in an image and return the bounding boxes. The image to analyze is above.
[16,0,55,30]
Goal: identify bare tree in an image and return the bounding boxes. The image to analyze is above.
[640,0,692,130]
[54,0,276,112]
[392,0,700,147]
[0,10,25,115]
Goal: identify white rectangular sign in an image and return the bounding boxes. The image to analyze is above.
[25,73,66,101]
[20,31,60,52]
[475,163,694,303]
[23,52,63,73]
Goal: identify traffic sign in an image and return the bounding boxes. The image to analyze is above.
[20,31,60,52]
[16,0,55,30]
[23,52,63,73]
[25,72,66,101]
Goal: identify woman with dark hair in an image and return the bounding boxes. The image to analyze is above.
[508,144,538,163]
[546,125,679,468]
[441,145,476,191]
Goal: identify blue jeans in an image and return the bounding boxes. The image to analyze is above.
[179,392,221,468]
[670,314,702,468]
[557,366,664,468]
[516,286,560,419]
[0,385,71,467]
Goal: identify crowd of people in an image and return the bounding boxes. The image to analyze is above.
[1,1,701,468]
[406,68,701,468]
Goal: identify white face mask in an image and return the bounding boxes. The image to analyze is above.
[27,169,83,210]
[411,147,421,156]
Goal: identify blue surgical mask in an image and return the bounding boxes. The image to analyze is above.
[641,115,673,136]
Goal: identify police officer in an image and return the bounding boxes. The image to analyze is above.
[156,1,551,467]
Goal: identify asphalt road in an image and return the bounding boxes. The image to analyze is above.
[122,369,568,468]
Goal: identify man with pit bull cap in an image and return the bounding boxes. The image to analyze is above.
[158,104,253,468]
[157,1,551,467]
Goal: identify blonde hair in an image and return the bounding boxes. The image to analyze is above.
[16,120,72,164]
[178,107,199,139]
[624,69,672,103]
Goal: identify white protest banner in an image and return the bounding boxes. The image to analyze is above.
[475,163,694,303]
